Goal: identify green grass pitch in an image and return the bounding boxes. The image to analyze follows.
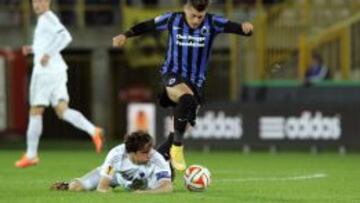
[1,149,359,203]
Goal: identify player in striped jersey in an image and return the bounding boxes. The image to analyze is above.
[113,0,253,171]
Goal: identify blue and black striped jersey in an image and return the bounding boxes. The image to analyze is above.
[154,12,232,88]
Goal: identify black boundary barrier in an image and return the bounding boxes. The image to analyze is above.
[155,103,360,150]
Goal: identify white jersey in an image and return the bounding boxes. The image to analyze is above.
[99,144,171,190]
[32,10,72,74]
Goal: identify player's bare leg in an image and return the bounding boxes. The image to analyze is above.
[167,83,197,171]
[55,101,104,153]
[15,106,44,168]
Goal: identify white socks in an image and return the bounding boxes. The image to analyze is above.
[25,109,95,159]
[62,108,96,136]
[26,115,43,159]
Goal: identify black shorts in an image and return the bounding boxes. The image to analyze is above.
[158,73,204,108]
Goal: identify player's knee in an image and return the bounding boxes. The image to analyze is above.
[55,108,65,119]
[55,101,69,119]
[54,105,68,119]
[30,106,45,116]
[69,180,86,192]
[158,91,177,108]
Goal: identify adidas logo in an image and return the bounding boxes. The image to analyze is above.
[164,111,243,139]
[259,111,341,140]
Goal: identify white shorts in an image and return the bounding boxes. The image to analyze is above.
[76,167,119,191]
[29,71,69,107]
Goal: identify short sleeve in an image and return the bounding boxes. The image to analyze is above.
[152,153,171,183]
[99,146,124,178]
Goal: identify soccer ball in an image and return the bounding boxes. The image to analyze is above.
[184,164,211,192]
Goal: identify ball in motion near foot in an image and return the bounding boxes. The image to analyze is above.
[184,165,211,192]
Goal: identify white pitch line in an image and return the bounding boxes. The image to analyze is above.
[217,173,327,183]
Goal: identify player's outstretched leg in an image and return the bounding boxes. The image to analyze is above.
[170,94,198,171]
[55,101,104,153]
[51,167,100,192]
[15,107,44,168]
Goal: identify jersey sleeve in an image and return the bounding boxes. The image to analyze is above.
[42,12,66,34]
[154,12,173,31]
[212,15,229,34]
[152,153,172,183]
[124,12,173,38]
[99,146,123,179]
[41,13,72,55]
[212,14,253,36]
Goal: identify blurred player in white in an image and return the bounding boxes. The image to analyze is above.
[51,131,173,194]
[15,0,104,168]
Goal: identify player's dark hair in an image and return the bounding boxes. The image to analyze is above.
[125,131,153,153]
[187,0,209,12]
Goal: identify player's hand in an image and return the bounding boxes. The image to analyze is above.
[128,178,147,190]
[40,54,50,67]
[112,34,127,47]
[241,22,254,35]
[22,45,33,56]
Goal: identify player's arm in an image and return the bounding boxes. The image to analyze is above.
[112,19,156,47]
[213,15,254,36]
[40,17,72,66]
[136,160,173,194]
[43,28,72,55]
[224,21,254,36]
[97,165,115,193]
[96,175,113,193]
[113,12,173,47]
[135,180,173,194]
[97,147,119,193]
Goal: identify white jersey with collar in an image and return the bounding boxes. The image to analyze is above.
[32,10,72,74]
[99,144,171,190]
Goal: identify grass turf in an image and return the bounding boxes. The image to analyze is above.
[0,149,359,203]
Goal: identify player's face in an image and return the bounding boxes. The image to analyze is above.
[184,4,206,29]
[132,143,153,165]
[32,0,50,16]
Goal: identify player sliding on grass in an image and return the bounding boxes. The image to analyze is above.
[113,0,253,171]
[15,0,104,168]
[51,131,173,194]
